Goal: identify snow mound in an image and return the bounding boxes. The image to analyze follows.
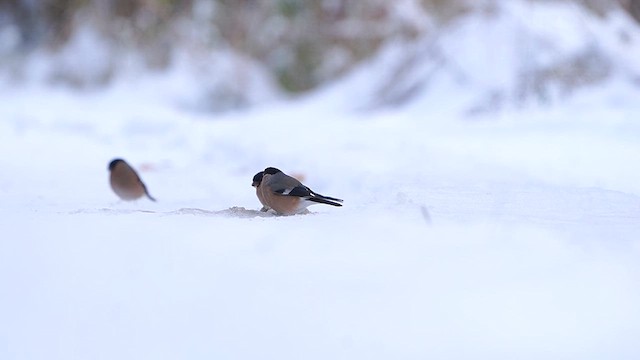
[309,0,640,114]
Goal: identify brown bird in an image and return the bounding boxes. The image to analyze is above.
[108,158,156,201]
[258,167,342,215]
[252,171,270,212]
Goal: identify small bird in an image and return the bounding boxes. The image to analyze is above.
[252,171,270,212]
[108,158,156,201]
[258,167,342,215]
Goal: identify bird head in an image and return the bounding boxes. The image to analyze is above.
[252,171,264,187]
[108,158,124,171]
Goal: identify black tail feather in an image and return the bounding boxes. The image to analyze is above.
[142,183,156,202]
[307,196,342,207]
[309,189,343,203]
[317,194,343,203]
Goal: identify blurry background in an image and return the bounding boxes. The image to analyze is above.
[1,0,640,113]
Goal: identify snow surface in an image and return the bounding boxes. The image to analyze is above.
[2,82,639,360]
[2,2,640,360]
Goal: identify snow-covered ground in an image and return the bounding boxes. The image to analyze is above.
[1,78,639,359]
[2,2,640,359]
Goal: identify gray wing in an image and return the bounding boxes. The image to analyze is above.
[267,172,303,194]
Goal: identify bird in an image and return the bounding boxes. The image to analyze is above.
[258,167,342,215]
[108,158,156,201]
[252,171,270,212]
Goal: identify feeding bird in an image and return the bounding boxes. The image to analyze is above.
[257,167,342,215]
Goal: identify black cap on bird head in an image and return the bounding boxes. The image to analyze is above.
[108,158,125,171]
[263,167,282,175]
[252,171,264,187]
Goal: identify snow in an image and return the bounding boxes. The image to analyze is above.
[2,1,640,359]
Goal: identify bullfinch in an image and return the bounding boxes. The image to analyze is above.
[258,167,342,215]
[108,158,156,202]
